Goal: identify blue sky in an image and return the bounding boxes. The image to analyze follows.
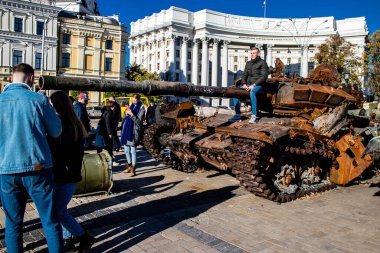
[98,0,378,33]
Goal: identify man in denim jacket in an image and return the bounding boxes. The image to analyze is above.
[0,64,63,252]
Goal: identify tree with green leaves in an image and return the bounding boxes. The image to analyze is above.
[104,64,161,98]
[364,30,380,95]
[314,35,362,85]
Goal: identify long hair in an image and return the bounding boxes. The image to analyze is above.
[50,91,88,142]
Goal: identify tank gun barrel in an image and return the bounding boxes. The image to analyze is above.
[39,76,250,99]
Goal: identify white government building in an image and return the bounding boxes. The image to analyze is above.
[0,0,61,89]
[129,6,368,106]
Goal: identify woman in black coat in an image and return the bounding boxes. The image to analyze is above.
[98,100,117,156]
[48,91,94,252]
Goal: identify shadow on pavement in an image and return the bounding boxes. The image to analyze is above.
[89,185,239,252]
[19,175,182,252]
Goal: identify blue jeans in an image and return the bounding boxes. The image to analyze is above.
[233,85,265,115]
[54,183,85,239]
[124,145,136,165]
[0,170,63,253]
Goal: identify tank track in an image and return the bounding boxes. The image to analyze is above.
[143,123,174,164]
[227,137,336,203]
[170,141,200,173]
[143,123,199,172]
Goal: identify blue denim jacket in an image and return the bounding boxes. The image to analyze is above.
[0,83,62,174]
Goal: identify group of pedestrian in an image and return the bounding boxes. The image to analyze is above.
[0,64,94,253]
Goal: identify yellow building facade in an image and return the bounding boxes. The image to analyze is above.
[58,11,128,104]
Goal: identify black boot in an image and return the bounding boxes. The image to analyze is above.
[78,232,95,253]
[63,236,76,251]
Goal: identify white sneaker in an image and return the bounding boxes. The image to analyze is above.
[249,115,258,124]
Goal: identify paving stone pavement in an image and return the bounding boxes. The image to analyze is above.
[0,147,379,253]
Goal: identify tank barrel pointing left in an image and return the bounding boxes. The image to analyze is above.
[39,76,250,99]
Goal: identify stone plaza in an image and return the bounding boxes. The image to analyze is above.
[1,147,379,253]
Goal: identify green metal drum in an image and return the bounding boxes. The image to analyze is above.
[75,151,113,196]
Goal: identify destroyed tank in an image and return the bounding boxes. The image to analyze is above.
[39,65,377,203]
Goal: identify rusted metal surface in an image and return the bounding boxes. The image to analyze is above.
[44,64,375,202]
[330,133,373,185]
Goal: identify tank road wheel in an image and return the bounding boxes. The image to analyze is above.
[273,155,299,202]
[142,123,175,164]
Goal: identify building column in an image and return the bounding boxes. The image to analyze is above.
[256,43,265,61]
[4,40,11,66]
[94,36,101,75]
[129,42,134,65]
[266,44,273,67]
[137,43,142,65]
[4,9,9,31]
[27,14,33,34]
[191,39,199,85]
[0,44,3,67]
[222,40,230,106]
[180,37,188,82]
[152,40,157,73]
[77,34,85,74]
[201,37,209,86]
[159,38,165,72]
[168,35,176,81]
[301,46,308,78]
[0,10,3,30]
[143,41,149,70]
[211,39,219,106]
[26,43,33,66]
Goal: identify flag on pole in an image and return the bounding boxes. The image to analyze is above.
[263,0,266,8]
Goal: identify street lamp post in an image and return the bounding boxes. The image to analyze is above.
[40,17,50,75]
[277,18,329,78]
[39,0,77,75]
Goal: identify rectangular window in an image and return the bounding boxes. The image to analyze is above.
[187,74,191,81]
[298,57,301,63]
[62,34,71,44]
[142,45,145,52]
[157,41,161,48]
[85,55,93,70]
[287,58,291,64]
[13,50,23,66]
[105,57,112,71]
[175,50,180,58]
[106,40,113,50]
[157,63,160,70]
[234,56,238,62]
[188,51,192,59]
[148,64,151,72]
[176,38,180,46]
[61,53,70,68]
[14,17,23,32]
[36,21,44,35]
[149,54,152,61]
[188,62,191,70]
[166,61,169,68]
[245,57,248,62]
[157,52,160,59]
[166,50,169,57]
[35,52,42,69]
[175,61,180,69]
[234,65,238,71]
[175,73,179,81]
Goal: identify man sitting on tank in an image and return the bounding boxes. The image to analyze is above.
[230,47,269,123]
